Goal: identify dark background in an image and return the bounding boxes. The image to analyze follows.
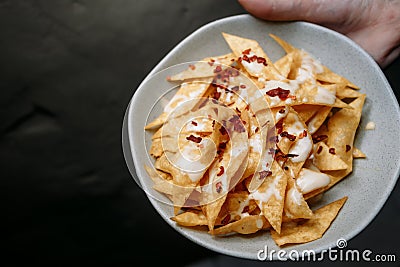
[1,1,399,266]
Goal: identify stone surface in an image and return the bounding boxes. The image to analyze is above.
[1,0,399,266]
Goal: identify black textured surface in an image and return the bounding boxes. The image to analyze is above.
[1,1,399,266]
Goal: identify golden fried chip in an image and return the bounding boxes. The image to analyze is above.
[271,196,347,246]
[313,142,348,171]
[353,147,366,158]
[169,53,235,81]
[250,161,287,234]
[171,211,208,226]
[284,176,313,219]
[212,215,270,235]
[222,32,282,80]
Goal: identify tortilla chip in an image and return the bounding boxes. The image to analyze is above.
[274,52,294,78]
[222,32,282,80]
[284,176,313,219]
[171,210,208,226]
[313,142,348,171]
[293,105,320,123]
[353,147,366,158]
[212,215,269,235]
[271,196,347,246]
[250,161,287,233]
[169,53,235,81]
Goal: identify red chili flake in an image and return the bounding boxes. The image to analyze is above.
[221,214,231,225]
[191,121,198,126]
[284,166,289,171]
[219,126,227,135]
[255,127,259,133]
[189,64,196,70]
[216,181,223,193]
[275,120,283,134]
[212,120,216,128]
[218,142,227,150]
[257,57,268,66]
[259,170,272,179]
[231,58,235,62]
[242,48,251,55]
[317,146,323,154]
[278,108,286,114]
[242,206,250,213]
[186,135,202,143]
[240,84,246,89]
[286,153,299,158]
[229,115,246,133]
[217,166,225,176]
[235,107,241,115]
[329,148,336,155]
[280,131,296,141]
[303,130,308,137]
[346,145,351,152]
[266,163,269,168]
[290,95,297,100]
[266,87,290,101]
[242,54,250,62]
[250,55,258,62]
[214,65,222,73]
[213,91,221,100]
[238,56,242,63]
[312,134,328,144]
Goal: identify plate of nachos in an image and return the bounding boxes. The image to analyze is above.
[123,15,400,260]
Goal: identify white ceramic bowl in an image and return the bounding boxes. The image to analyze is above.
[123,15,400,260]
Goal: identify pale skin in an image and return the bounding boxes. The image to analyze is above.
[238,0,400,68]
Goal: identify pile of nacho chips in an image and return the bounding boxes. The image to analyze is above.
[144,33,366,247]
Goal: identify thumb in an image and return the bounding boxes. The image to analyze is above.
[238,0,344,25]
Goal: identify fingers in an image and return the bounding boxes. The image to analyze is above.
[238,0,348,24]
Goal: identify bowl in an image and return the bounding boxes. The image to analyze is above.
[122,14,400,260]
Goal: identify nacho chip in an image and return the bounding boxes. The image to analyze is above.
[212,215,270,235]
[171,210,208,226]
[271,196,347,246]
[353,147,366,158]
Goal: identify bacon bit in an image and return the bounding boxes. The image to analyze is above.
[242,206,250,213]
[346,145,351,152]
[280,131,296,141]
[229,115,246,133]
[275,120,284,134]
[312,134,328,144]
[214,65,222,73]
[317,146,323,154]
[266,87,290,101]
[216,181,223,193]
[221,214,231,225]
[278,108,286,114]
[329,148,336,155]
[189,64,196,70]
[259,170,272,179]
[186,135,202,143]
[240,84,246,89]
[191,121,198,126]
[242,48,251,55]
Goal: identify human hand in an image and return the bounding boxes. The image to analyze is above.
[238,0,400,68]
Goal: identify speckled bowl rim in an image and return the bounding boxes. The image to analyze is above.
[123,14,400,260]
